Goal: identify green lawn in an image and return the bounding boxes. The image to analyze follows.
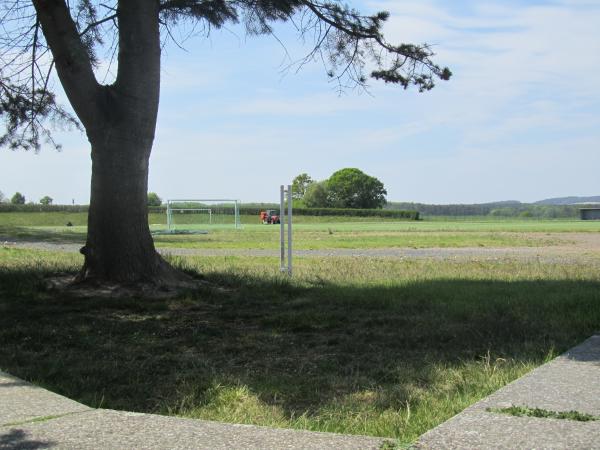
[0,223,567,250]
[0,247,599,445]
[151,229,562,250]
[3,212,598,250]
[2,211,600,232]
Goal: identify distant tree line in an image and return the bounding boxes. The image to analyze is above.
[0,190,55,205]
[0,204,89,212]
[0,190,160,207]
[386,201,587,218]
[0,188,589,219]
[488,205,583,219]
[385,201,519,216]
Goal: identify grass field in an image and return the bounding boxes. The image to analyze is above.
[3,211,600,231]
[1,213,599,446]
[3,212,600,250]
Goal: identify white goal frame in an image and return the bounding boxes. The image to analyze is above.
[166,199,241,231]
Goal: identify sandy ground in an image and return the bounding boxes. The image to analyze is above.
[2,232,600,264]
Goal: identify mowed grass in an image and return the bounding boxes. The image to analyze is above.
[152,229,561,250]
[3,210,600,230]
[1,247,599,445]
[2,211,596,250]
[0,224,565,250]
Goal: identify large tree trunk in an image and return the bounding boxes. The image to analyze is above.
[35,0,193,293]
[76,132,179,285]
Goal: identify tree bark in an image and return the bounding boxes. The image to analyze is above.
[75,1,190,287]
[34,0,192,290]
[77,132,163,284]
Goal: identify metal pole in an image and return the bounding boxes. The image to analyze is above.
[287,185,292,276]
[166,201,171,232]
[280,185,285,271]
[234,200,239,229]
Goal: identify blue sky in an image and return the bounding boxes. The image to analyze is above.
[1,0,599,205]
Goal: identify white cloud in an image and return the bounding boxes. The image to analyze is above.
[361,0,600,153]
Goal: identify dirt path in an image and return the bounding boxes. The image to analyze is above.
[3,233,600,263]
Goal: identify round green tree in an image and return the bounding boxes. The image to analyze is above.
[303,181,330,208]
[291,173,314,200]
[147,192,162,207]
[40,195,53,205]
[11,192,25,205]
[327,168,387,209]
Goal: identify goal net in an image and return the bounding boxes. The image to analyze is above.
[166,199,241,232]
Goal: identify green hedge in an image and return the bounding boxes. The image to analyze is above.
[0,204,89,213]
[1,204,419,219]
[229,207,417,219]
[289,207,419,219]
[234,207,418,219]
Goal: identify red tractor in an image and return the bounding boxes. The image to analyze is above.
[260,210,280,224]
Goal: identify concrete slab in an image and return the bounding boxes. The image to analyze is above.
[1,370,387,449]
[0,371,90,427]
[413,408,600,449]
[476,335,600,416]
[415,335,600,449]
[2,409,388,450]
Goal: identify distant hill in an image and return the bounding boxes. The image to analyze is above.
[534,196,600,205]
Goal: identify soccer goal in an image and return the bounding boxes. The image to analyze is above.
[166,199,241,232]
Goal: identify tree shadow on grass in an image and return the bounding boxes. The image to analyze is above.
[0,226,84,245]
[0,267,599,439]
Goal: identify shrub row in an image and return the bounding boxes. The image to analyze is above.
[1,203,419,219]
[0,204,89,213]
[154,206,418,219]
[285,207,419,219]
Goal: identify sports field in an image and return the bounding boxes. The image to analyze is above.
[1,213,599,446]
[3,212,600,250]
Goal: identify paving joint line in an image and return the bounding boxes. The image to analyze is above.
[1,408,95,428]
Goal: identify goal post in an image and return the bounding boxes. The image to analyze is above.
[167,208,212,227]
[165,199,241,232]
